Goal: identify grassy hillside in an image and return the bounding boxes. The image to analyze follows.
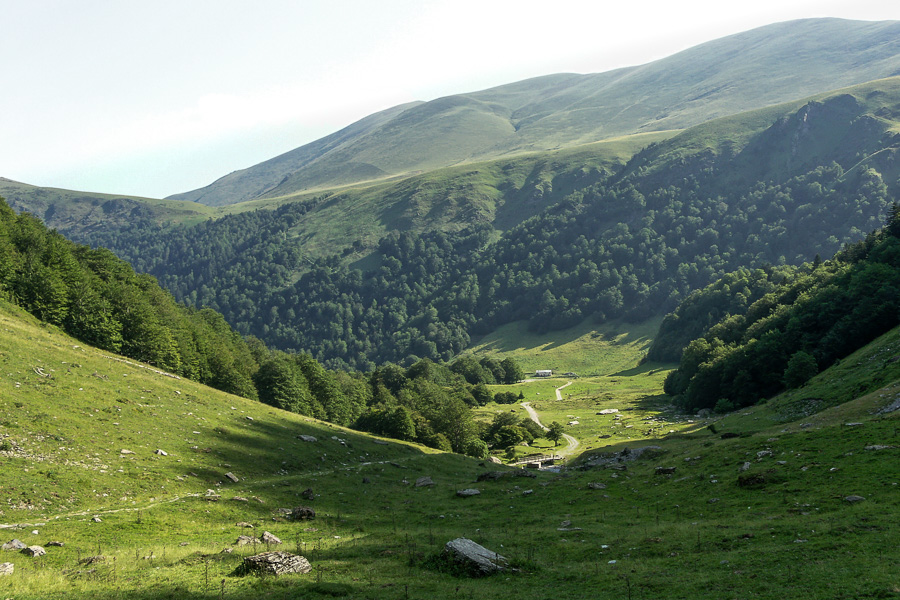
[0,178,214,239]
[1,297,898,598]
[170,18,900,207]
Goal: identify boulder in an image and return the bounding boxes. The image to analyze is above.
[2,540,26,551]
[300,488,315,501]
[0,563,12,576]
[224,472,240,483]
[289,506,316,521]
[597,409,619,415]
[261,531,282,545]
[235,535,261,546]
[844,495,866,503]
[236,522,255,528]
[415,476,435,487]
[488,456,503,465]
[46,541,64,547]
[233,551,312,576]
[587,482,607,490]
[442,538,507,576]
[297,435,318,443]
[456,489,481,497]
[22,546,45,557]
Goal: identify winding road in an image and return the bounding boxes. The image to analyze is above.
[521,381,580,455]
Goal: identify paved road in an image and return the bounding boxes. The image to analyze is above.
[521,381,580,455]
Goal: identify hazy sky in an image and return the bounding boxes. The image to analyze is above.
[3,0,897,199]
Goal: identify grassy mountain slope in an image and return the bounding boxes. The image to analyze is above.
[170,18,900,207]
[0,178,214,239]
[1,297,898,599]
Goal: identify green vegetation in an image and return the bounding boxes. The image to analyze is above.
[662,215,900,413]
[1,295,897,599]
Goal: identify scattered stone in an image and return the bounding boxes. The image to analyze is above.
[205,490,221,501]
[415,476,435,487]
[91,516,102,523]
[300,488,315,501]
[488,456,503,464]
[456,489,481,497]
[442,538,507,576]
[875,397,900,415]
[155,449,168,456]
[739,462,751,472]
[79,556,106,565]
[224,472,239,483]
[708,498,719,504]
[597,409,619,415]
[756,450,773,459]
[844,495,866,503]
[522,489,533,496]
[46,541,64,547]
[655,466,677,475]
[289,506,316,521]
[2,540,26,551]
[261,531,282,545]
[864,445,896,451]
[235,535,261,546]
[297,435,318,443]
[587,482,607,490]
[120,449,134,455]
[236,522,254,528]
[233,551,312,576]
[179,542,189,547]
[232,497,249,502]
[0,563,12,576]
[21,546,45,557]
[844,422,863,427]
[476,470,536,482]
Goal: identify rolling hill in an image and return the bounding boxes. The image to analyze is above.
[169,18,900,207]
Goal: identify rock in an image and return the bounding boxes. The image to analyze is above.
[597,409,619,415]
[232,497,249,502]
[864,445,896,451]
[179,542,189,547]
[300,488,315,501]
[21,546,45,557]
[155,449,168,456]
[696,409,712,418]
[476,470,536,482]
[261,531,282,545]
[415,476,435,487]
[655,466,677,475]
[289,506,316,521]
[442,538,507,576]
[456,489,481,497]
[708,498,719,504]
[587,482,607,490]
[120,449,134,455]
[224,472,239,483]
[0,562,12,576]
[2,540,26,551]
[235,535,261,546]
[756,450,773,458]
[580,446,663,469]
[739,462,751,472]
[236,522,254,528]
[844,495,866,503]
[79,556,106,565]
[488,456,503,464]
[91,516,102,523]
[46,541,64,547]
[522,489,533,496]
[233,551,312,576]
[297,435,318,443]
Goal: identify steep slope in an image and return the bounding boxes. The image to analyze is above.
[170,18,900,206]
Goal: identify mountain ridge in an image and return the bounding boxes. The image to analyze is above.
[169,17,900,207]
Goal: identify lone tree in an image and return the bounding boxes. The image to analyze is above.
[784,351,818,389]
[546,421,565,447]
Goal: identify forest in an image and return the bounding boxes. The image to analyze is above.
[0,197,530,456]
[659,205,900,412]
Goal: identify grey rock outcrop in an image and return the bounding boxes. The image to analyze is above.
[233,551,312,576]
[2,540,26,551]
[456,489,481,497]
[22,546,45,557]
[0,562,12,576]
[261,531,282,545]
[442,538,507,576]
[289,506,316,521]
[297,435,318,443]
[415,476,435,487]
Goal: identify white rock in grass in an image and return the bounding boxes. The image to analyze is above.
[0,562,12,576]
[442,538,507,576]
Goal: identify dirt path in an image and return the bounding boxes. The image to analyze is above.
[521,381,579,455]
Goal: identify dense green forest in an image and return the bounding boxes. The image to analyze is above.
[0,197,530,456]
[660,207,900,413]
[82,146,894,371]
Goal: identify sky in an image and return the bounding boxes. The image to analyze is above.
[2,0,898,199]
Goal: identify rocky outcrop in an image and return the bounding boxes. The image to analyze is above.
[442,538,507,576]
[233,551,312,576]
